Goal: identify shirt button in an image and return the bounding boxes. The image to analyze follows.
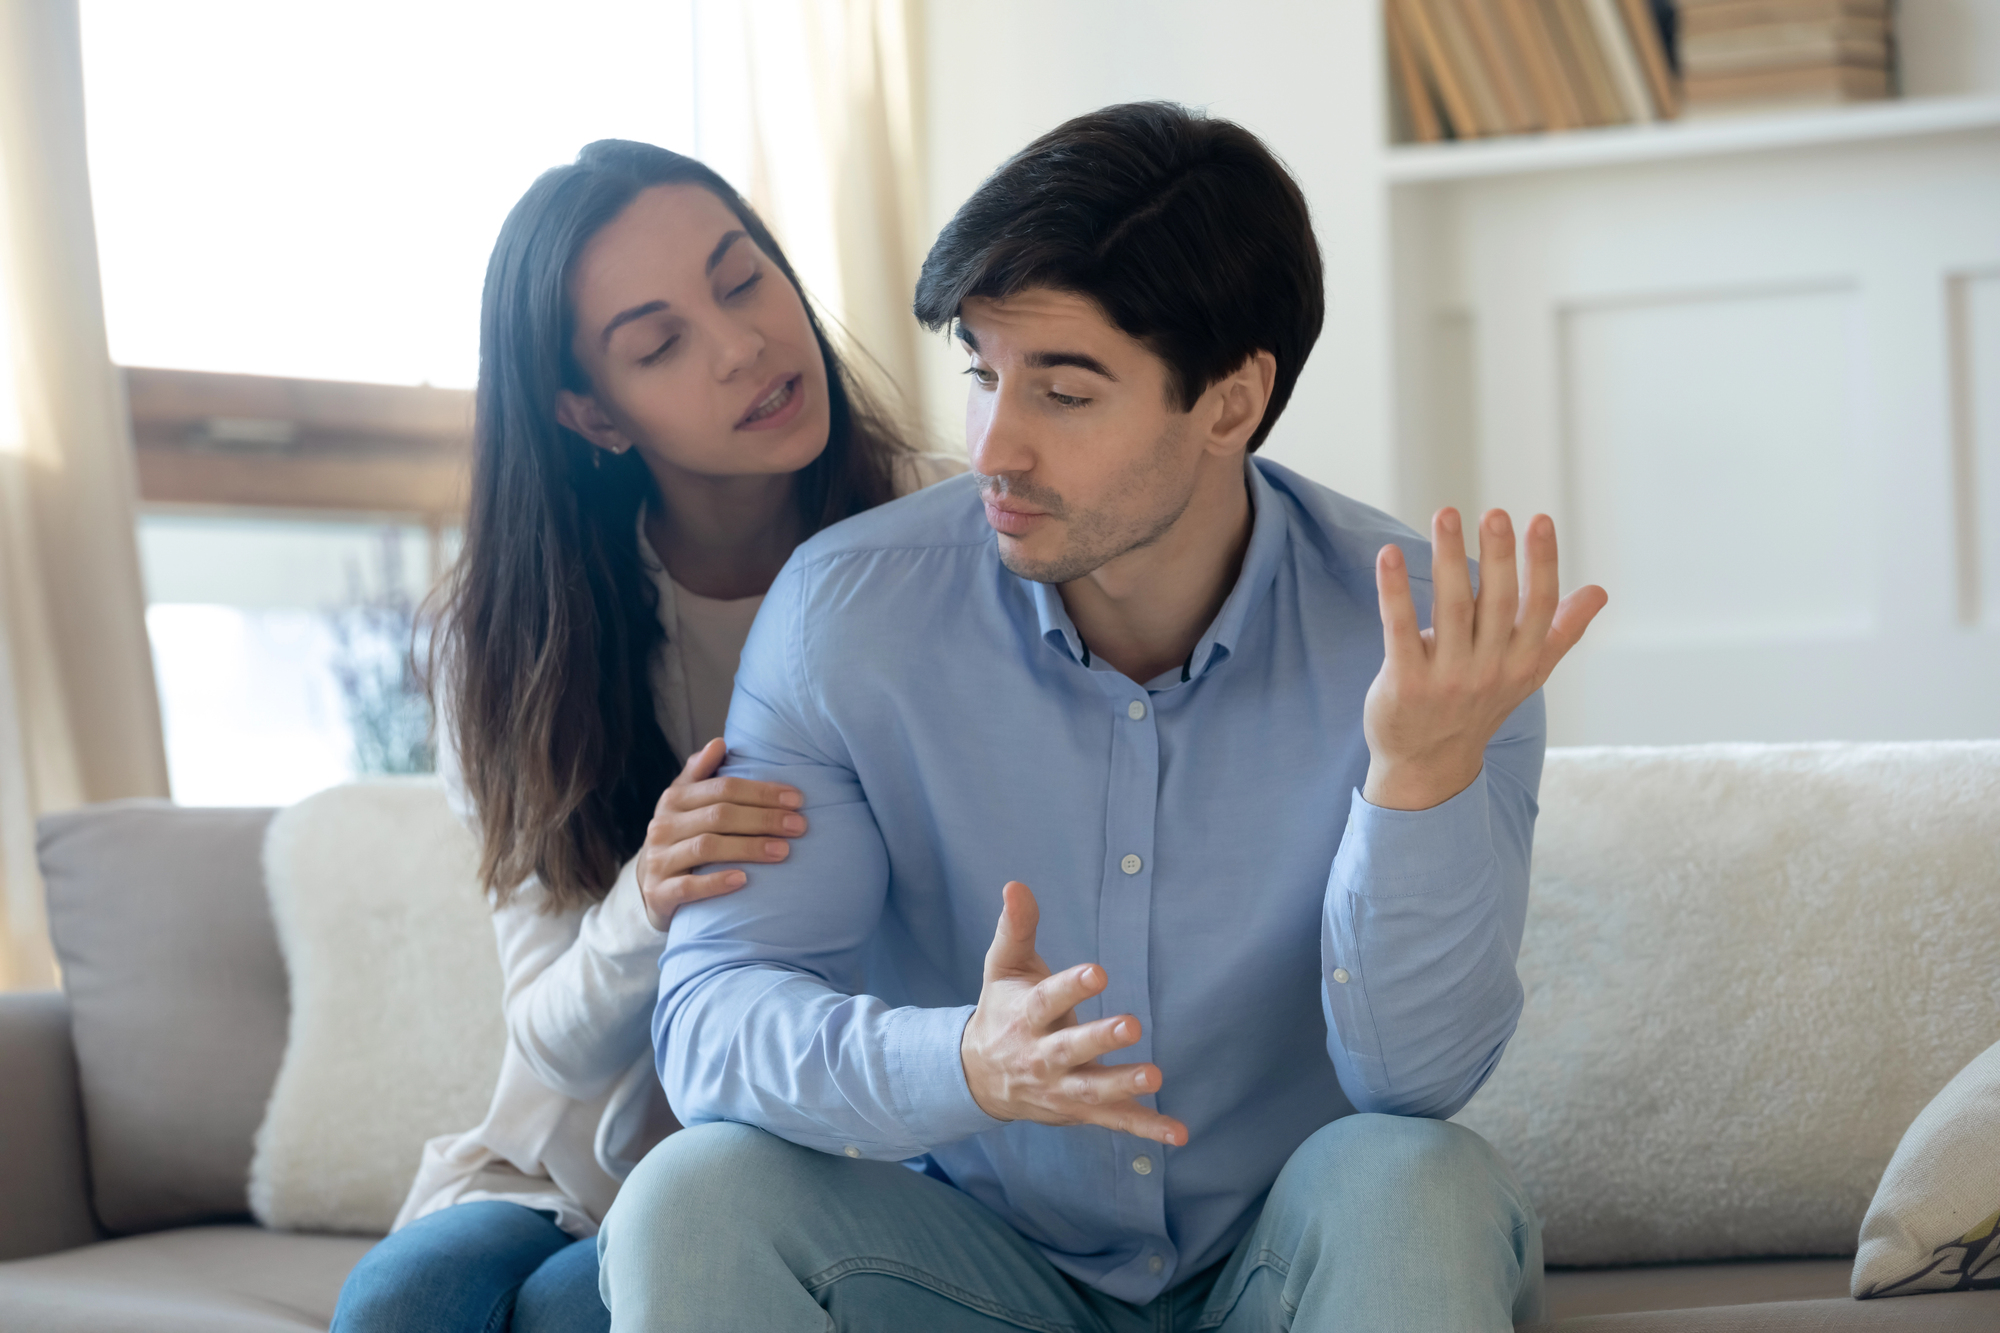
[1131,1154,1153,1175]
[843,1146,861,1158]
[1127,700,1146,720]
[1148,1254,1164,1274]
[1332,968,1351,984]
[1121,854,1142,875]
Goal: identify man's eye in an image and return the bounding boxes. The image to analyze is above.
[961,365,995,385]
[1050,391,1088,409]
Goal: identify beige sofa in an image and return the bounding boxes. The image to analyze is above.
[2,744,1996,1331]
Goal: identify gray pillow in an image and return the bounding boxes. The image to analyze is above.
[39,801,285,1235]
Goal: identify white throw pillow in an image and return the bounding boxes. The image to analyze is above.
[1452,741,2000,1266]
[249,779,505,1234]
[1852,1039,2000,1299]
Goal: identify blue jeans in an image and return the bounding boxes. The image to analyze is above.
[333,1200,609,1333]
[599,1114,1543,1332]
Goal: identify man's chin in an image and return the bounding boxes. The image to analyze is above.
[996,537,1095,586]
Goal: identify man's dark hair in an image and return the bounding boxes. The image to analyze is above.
[913,102,1324,453]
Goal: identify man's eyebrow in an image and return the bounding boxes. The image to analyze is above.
[955,322,978,352]
[601,300,669,348]
[706,229,749,274]
[1027,350,1118,381]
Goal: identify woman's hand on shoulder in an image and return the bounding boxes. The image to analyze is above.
[639,739,805,933]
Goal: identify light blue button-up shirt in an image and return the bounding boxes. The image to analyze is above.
[656,457,1543,1303]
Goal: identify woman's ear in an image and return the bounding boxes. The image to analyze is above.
[555,390,635,455]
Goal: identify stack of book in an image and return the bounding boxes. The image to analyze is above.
[1679,0,1894,113]
[1387,0,1679,142]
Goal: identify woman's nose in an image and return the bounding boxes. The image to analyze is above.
[713,317,766,378]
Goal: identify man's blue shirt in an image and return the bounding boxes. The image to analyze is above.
[655,457,1544,1303]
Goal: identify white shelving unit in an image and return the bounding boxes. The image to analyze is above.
[1382,93,2000,183]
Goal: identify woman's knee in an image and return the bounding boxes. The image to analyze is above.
[334,1201,568,1332]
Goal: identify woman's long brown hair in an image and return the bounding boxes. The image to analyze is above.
[436,139,909,912]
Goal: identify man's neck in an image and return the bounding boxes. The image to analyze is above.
[1058,456,1253,685]
[642,460,804,601]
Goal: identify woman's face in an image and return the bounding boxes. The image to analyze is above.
[558,183,831,481]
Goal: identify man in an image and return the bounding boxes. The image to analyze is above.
[601,102,1605,1331]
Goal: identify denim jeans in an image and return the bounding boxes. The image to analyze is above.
[333,1200,609,1333]
[598,1113,1543,1332]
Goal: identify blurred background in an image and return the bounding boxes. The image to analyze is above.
[1,0,1996,986]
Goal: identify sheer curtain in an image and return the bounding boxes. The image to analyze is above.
[0,0,169,990]
[696,0,933,434]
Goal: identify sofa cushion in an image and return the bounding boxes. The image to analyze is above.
[1454,742,2000,1266]
[249,780,503,1235]
[39,801,285,1235]
[0,1224,373,1332]
[1538,1291,2000,1331]
[1540,1260,2000,1328]
[1853,1038,2000,1297]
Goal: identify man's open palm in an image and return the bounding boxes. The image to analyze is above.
[1364,509,1607,812]
[960,882,1188,1147]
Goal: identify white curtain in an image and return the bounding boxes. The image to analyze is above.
[695,0,933,435]
[0,0,170,990]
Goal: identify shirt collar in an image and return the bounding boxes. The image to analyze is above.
[1028,457,1288,686]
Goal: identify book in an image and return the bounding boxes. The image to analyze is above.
[1586,0,1659,121]
[1682,61,1890,107]
[1459,0,1541,132]
[1678,0,1887,34]
[1683,18,1888,62]
[1685,33,1889,73]
[1618,0,1681,116]
[1548,0,1628,124]
[1499,0,1586,129]
[1425,0,1510,134]
[1387,1,1448,142]
[1396,0,1480,137]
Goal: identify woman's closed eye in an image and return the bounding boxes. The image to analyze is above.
[639,334,680,367]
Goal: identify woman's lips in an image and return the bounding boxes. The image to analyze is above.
[737,374,804,430]
[983,500,1047,537]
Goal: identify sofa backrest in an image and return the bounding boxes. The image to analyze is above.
[1455,741,2000,1267]
[39,801,285,1235]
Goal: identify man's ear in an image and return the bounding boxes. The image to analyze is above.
[554,389,635,455]
[1201,350,1278,456]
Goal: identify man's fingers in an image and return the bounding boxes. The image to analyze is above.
[1537,584,1609,683]
[1058,1059,1164,1108]
[1025,965,1110,1031]
[1374,544,1424,670]
[983,881,1047,983]
[1474,510,1519,661]
[1429,508,1475,660]
[1080,1101,1189,1148]
[1517,514,1563,644]
[1045,1013,1141,1068]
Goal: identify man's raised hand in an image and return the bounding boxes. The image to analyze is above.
[1364,509,1607,812]
[960,881,1187,1147]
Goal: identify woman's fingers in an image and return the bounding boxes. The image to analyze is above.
[654,802,805,844]
[675,774,804,814]
[647,832,792,879]
[640,869,751,933]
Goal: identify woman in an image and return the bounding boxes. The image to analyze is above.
[331,140,961,1332]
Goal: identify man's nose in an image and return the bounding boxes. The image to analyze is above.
[967,383,1035,479]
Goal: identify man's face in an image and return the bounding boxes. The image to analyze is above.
[959,290,1209,585]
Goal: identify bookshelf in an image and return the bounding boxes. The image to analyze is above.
[1382,90,2000,181]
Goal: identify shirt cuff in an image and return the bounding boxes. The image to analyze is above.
[881,1004,1007,1148]
[1335,767,1496,897]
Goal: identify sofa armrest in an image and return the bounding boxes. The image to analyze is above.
[0,991,101,1259]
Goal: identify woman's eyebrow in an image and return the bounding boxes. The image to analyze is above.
[706,230,749,274]
[601,300,669,348]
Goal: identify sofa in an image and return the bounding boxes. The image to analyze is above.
[1,742,1996,1331]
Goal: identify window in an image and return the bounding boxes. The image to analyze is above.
[82,1,697,803]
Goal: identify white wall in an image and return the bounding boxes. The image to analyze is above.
[915,0,1396,507]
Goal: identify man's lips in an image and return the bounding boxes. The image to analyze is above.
[983,498,1048,537]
